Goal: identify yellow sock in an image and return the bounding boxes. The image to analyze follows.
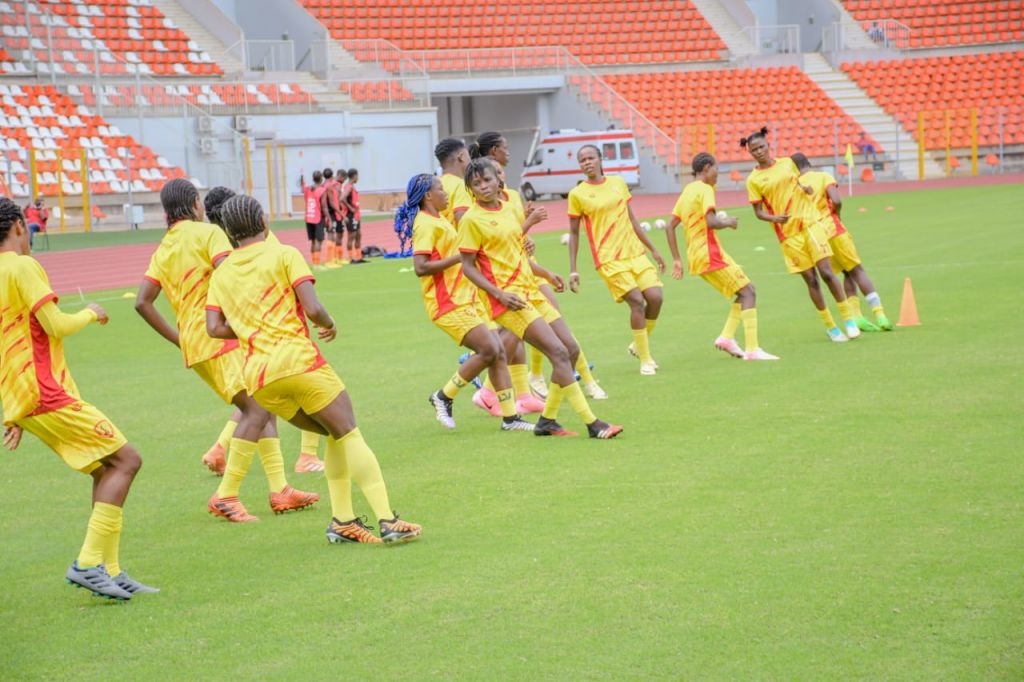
[442,371,469,400]
[102,505,124,576]
[529,346,544,375]
[340,428,391,521]
[509,363,530,397]
[575,348,595,384]
[324,435,353,520]
[300,430,321,456]
[496,387,516,418]
[720,303,741,339]
[541,383,563,419]
[258,438,287,493]
[848,296,863,318]
[837,299,855,323]
[217,437,257,498]
[741,308,759,354]
[77,502,121,570]
[561,381,596,424]
[216,419,237,450]
[817,308,837,329]
[646,319,657,335]
[631,328,654,363]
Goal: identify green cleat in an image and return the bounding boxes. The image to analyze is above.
[876,313,894,331]
[856,316,881,332]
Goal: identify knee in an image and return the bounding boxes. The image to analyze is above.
[480,340,500,364]
[115,445,142,475]
[624,293,644,313]
[550,343,570,367]
[562,337,580,362]
[645,287,663,308]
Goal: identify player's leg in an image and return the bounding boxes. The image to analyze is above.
[474,331,521,416]
[623,287,657,374]
[430,323,504,429]
[538,283,604,399]
[255,416,319,514]
[735,283,778,361]
[295,429,324,472]
[202,410,239,475]
[799,267,846,342]
[353,221,363,262]
[848,264,892,330]
[815,258,859,339]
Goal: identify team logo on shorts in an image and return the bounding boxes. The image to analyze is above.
[71,403,83,412]
[94,420,115,438]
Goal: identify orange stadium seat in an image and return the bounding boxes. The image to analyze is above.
[843,0,1023,48]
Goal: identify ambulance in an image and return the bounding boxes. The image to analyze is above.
[519,129,640,201]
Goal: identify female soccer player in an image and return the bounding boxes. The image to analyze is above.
[300,170,326,268]
[790,153,893,331]
[136,179,318,523]
[207,195,421,544]
[435,137,473,228]
[458,159,622,438]
[665,153,778,361]
[742,128,859,342]
[399,173,533,432]
[339,168,364,264]
[568,145,667,376]
[0,198,156,600]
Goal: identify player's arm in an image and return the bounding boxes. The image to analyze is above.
[34,300,107,338]
[339,185,355,214]
[664,215,684,280]
[826,185,843,217]
[567,215,583,293]
[134,279,180,347]
[521,205,547,235]
[707,209,738,230]
[627,204,666,273]
[530,259,565,292]
[412,253,460,277]
[751,201,788,224]
[459,250,525,310]
[293,280,337,341]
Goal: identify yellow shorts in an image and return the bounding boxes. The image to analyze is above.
[829,231,862,273]
[434,304,489,345]
[18,401,127,474]
[474,299,500,331]
[494,291,562,339]
[253,365,345,420]
[701,263,752,299]
[192,350,246,404]
[780,224,833,274]
[598,255,662,302]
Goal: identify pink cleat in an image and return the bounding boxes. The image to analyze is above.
[714,336,744,358]
[515,393,546,414]
[471,388,503,417]
[743,348,780,361]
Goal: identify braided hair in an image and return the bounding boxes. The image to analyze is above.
[0,197,24,243]
[739,126,769,149]
[468,131,503,160]
[393,173,435,256]
[160,178,200,227]
[204,186,236,229]
[691,152,716,175]
[220,195,266,244]
[463,157,498,192]
[434,138,465,165]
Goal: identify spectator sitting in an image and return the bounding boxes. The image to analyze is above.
[23,196,48,250]
[855,132,878,163]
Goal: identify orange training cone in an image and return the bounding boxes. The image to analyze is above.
[897,277,920,327]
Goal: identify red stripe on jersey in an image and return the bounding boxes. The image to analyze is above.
[26,314,76,417]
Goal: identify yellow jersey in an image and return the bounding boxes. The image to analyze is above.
[206,240,326,393]
[0,252,83,424]
[411,209,475,320]
[567,176,645,269]
[440,172,473,228]
[504,188,526,225]
[144,220,238,367]
[800,170,846,238]
[671,180,732,275]
[458,200,536,317]
[745,157,813,243]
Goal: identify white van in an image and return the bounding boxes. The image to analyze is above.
[519,129,640,201]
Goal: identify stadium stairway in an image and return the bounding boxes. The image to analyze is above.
[150,0,246,76]
[688,0,758,59]
[827,0,881,51]
[803,53,944,179]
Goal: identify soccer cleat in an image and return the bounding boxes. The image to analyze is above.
[294,453,325,473]
[323,261,343,270]
[207,493,259,522]
[65,561,131,600]
[714,336,744,358]
[855,316,881,332]
[528,372,548,399]
[379,514,422,544]
[458,352,483,388]
[112,571,160,595]
[471,388,503,417]
[640,362,657,376]
[201,443,226,476]
[515,393,546,414]
[844,320,862,339]
[743,348,780,361]
[269,485,320,514]
[627,342,658,368]
[501,415,535,432]
[326,516,383,544]
[533,416,577,437]
[583,381,608,400]
[876,313,894,331]
[428,390,456,429]
[826,327,849,343]
[586,419,623,439]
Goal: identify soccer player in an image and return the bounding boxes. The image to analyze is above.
[399,173,533,432]
[459,159,622,439]
[791,153,893,331]
[321,168,342,269]
[568,145,667,376]
[742,127,859,342]
[207,194,421,544]
[665,153,779,361]
[329,168,349,268]
[135,179,318,522]
[301,170,326,268]
[0,197,156,600]
[340,168,364,264]
[435,138,473,228]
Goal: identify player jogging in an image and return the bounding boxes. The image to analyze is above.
[207,194,421,544]
[301,170,326,269]
[568,145,667,376]
[0,197,157,600]
[665,153,779,361]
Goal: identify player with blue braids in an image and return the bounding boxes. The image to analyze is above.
[393,173,433,257]
[404,174,533,433]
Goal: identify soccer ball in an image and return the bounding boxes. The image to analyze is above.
[654,219,666,230]
[716,211,729,221]
[640,221,651,232]
[560,232,570,245]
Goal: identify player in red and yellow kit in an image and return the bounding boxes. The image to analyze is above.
[666,153,779,361]
[136,179,318,523]
[742,127,860,343]
[435,138,474,229]
[0,198,156,600]
[207,194,421,544]
[568,145,667,376]
[458,159,622,439]
[791,153,893,331]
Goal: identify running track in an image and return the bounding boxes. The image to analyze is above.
[36,173,1024,296]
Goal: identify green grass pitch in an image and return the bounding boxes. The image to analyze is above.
[2,184,1022,679]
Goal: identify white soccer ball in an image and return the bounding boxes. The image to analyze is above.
[640,221,652,232]
[560,232,570,245]
[654,219,666,230]
[716,211,729,221]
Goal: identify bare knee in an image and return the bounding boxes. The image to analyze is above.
[644,286,663,309]
[480,338,500,365]
[113,445,142,475]
[549,342,570,368]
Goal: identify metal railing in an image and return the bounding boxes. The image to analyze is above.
[865,19,912,50]
[244,40,296,72]
[741,24,801,55]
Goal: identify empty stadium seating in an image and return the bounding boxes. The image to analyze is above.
[0,84,188,197]
[69,82,315,111]
[340,80,416,103]
[301,0,727,67]
[1,0,222,77]
[842,52,1023,149]
[843,0,1023,48]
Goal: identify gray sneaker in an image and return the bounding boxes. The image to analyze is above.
[113,571,160,595]
[65,561,132,600]
[500,416,535,432]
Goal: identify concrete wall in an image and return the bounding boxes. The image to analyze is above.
[209,0,327,65]
[746,0,840,52]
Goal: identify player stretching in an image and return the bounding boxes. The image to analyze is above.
[665,153,779,361]
[568,145,667,375]
[207,195,421,544]
[0,198,156,600]
[791,153,893,331]
[459,160,622,438]
[136,179,318,522]
[742,127,859,342]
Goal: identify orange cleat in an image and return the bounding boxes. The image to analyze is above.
[294,453,325,473]
[207,494,259,522]
[201,443,226,476]
[326,516,383,544]
[379,514,422,544]
[269,485,320,514]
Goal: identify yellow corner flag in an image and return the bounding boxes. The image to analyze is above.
[845,143,855,172]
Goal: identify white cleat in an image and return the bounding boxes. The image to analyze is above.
[582,380,608,400]
[640,362,657,376]
[627,342,658,368]
[527,372,548,399]
[826,327,849,343]
[844,320,861,339]
[713,336,744,358]
[743,348,780,361]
